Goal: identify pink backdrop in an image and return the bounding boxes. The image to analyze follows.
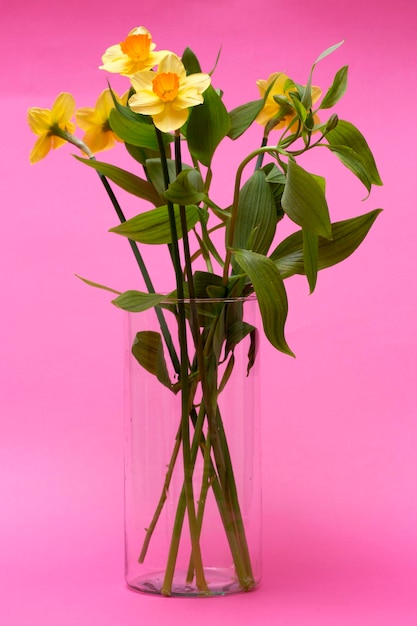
[1,0,416,624]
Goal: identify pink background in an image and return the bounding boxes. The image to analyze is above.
[1,0,416,623]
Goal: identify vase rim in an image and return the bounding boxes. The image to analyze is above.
[160,293,257,305]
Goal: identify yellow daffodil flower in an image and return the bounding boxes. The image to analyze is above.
[76,89,129,153]
[28,93,76,163]
[128,53,211,133]
[100,26,168,76]
[256,72,321,131]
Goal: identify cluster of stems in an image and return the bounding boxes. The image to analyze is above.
[72,123,258,595]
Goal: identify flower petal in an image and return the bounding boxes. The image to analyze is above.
[152,103,188,132]
[82,127,116,153]
[128,92,164,115]
[27,108,51,135]
[29,134,51,163]
[158,53,186,81]
[130,70,155,92]
[52,93,75,124]
[75,107,97,130]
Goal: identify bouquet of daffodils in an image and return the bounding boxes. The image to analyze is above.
[28,27,382,595]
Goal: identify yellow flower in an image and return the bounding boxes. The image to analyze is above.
[76,89,128,153]
[100,26,167,76]
[28,93,76,163]
[128,53,211,133]
[256,72,321,131]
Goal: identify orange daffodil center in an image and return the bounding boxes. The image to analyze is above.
[119,34,152,62]
[256,72,322,131]
[100,26,168,76]
[128,53,211,132]
[152,72,180,102]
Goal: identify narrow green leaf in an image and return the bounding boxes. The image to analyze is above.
[109,204,200,244]
[109,109,173,150]
[228,100,265,140]
[74,157,161,206]
[326,144,373,193]
[325,119,383,187]
[301,41,344,110]
[112,291,167,312]
[265,165,286,184]
[225,321,255,356]
[233,249,294,356]
[228,75,282,140]
[314,41,345,65]
[232,169,278,257]
[270,208,382,277]
[247,328,259,376]
[281,159,332,239]
[186,85,230,166]
[288,93,308,122]
[181,47,202,74]
[146,158,177,198]
[124,142,166,167]
[75,274,121,295]
[303,229,319,293]
[320,65,348,109]
[132,330,172,389]
[193,271,224,298]
[164,169,205,205]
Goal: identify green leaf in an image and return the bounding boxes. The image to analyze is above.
[225,321,256,356]
[164,169,205,205]
[303,229,319,293]
[75,274,121,295]
[146,158,177,198]
[125,142,167,167]
[288,93,308,123]
[109,109,172,150]
[232,169,278,257]
[109,204,200,244]
[263,163,285,222]
[186,85,230,166]
[181,47,202,74]
[325,119,383,187]
[228,75,283,140]
[264,164,286,185]
[132,330,172,389]
[320,65,348,109]
[112,290,167,312]
[74,157,161,206]
[314,41,345,65]
[326,144,373,193]
[281,159,332,239]
[193,271,225,298]
[301,41,344,110]
[228,100,265,140]
[233,249,294,356]
[270,208,382,277]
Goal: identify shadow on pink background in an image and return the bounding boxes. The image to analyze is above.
[1,0,416,624]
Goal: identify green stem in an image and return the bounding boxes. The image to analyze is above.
[156,127,208,595]
[186,429,213,583]
[161,399,207,595]
[138,425,182,564]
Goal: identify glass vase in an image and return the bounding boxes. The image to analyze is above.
[124,295,261,597]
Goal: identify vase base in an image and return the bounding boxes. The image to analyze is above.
[126,568,258,597]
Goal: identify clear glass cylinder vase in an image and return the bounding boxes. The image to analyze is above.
[124,295,261,597]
